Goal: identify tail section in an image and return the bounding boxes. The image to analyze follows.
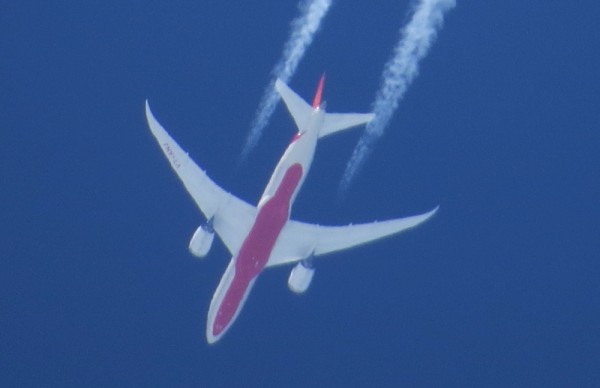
[320,112,375,138]
[312,74,326,108]
[275,79,313,133]
[275,77,375,138]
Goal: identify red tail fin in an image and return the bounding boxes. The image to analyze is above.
[312,74,326,108]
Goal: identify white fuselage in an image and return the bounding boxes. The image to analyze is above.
[206,106,325,343]
[258,107,324,208]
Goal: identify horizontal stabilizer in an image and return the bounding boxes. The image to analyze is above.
[275,79,312,132]
[320,112,375,138]
[275,78,374,137]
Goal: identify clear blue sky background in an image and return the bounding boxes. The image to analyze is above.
[2,1,599,386]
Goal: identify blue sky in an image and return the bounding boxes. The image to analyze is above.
[2,1,599,386]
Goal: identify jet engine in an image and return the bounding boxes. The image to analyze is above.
[288,261,315,294]
[188,222,214,258]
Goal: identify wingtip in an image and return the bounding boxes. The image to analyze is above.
[429,205,440,214]
[412,205,440,225]
[274,78,285,93]
[145,100,161,126]
[425,205,440,220]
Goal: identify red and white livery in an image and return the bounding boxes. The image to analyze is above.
[145,76,438,344]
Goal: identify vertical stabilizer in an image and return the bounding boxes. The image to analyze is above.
[275,78,375,138]
[312,74,326,108]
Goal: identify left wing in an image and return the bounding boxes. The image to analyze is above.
[145,101,257,256]
[267,207,439,267]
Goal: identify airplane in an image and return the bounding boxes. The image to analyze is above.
[145,75,438,344]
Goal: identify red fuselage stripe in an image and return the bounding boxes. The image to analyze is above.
[213,163,304,336]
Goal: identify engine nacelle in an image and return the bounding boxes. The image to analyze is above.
[189,224,214,258]
[288,261,315,294]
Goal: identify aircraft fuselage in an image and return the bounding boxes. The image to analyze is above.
[145,77,435,345]
[206,103,325,343]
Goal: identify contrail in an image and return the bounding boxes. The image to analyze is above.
[338,0,456,196]
[240,0,333,162]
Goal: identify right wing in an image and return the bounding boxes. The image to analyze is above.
[267,207,439,267]
[145,101,257,256]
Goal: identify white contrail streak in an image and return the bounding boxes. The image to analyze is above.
[240,0,333,162]
[338,0,456,196]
